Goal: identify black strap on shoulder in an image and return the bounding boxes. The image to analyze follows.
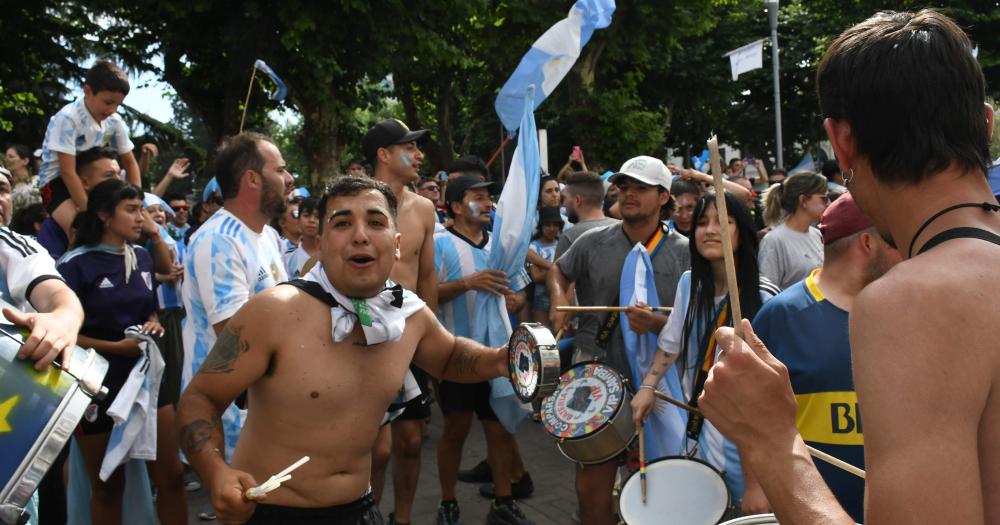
[281,279,341,308]
[917,227,1000,255]
[909,202,1000,258]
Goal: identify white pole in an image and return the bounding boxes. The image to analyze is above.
[767,0,784,170]
[538,128,549,175]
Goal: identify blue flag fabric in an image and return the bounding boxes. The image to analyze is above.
[474,89,541,433]
[254,60,288,102]
[691,149,710,172]
[790,152,815,175]
[494,0,616,132]
[619,244,687,460]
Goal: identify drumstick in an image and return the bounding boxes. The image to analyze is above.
[555,306,672,313]
[244,455,311,500]
[651,390,867,479]
[639,424,647,503]
[707,136,744,342]
[554,328,565,341]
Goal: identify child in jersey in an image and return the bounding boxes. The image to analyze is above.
[527,206,563,327]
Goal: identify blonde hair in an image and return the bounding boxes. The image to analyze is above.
[761,171,828,225]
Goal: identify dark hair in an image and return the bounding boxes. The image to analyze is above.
[670,179,700,199]
[447,155,489,179]
[563,171,605,208]
[820,160,841,179]
[213,132,273,200]
[318,176,398,232]
[84,60,130,96]
[164,192,187,204]
[761,171,827,225]
[5,144,31,162]
[10,203,47,236]
[418,178,439,191]
[299,196,319,216]
[72,179,144,248]
[77,146,118,175]
[817,10,989,185]
[677,191,766,378]
[538,175,559,209]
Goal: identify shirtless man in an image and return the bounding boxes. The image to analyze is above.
[176,176,509,524]
[700,10,1000,524]
[362,118,439,524]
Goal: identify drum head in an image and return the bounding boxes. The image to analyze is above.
[618,457,730,525]
[719,514,779,524]
[541,362,625,439]
[508,324,541,402]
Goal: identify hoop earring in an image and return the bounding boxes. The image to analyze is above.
[843,168,855,186]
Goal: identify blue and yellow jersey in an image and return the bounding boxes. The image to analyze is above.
[752,269,865,522]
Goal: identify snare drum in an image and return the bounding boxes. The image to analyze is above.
[719,515,779,524]
[618,457,730,525]
[508,323,561,403]
[0,320,108,525]
[540,362,634,464]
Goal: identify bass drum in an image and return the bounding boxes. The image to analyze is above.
[0,314,108,525]
[540,362,634,464]
[618,456,730,525]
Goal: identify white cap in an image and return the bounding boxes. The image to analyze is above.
[609,156,672,190]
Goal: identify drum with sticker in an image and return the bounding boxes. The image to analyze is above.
[539,362,635,464]
[618,456,730,525]
[507,323,560,403]
[0,307,108,525]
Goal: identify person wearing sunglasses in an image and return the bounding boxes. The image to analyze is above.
[758,171,829,289]
[166,193,191,241]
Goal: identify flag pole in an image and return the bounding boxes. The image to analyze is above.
[766,0,784,169]
[239,65,258,133]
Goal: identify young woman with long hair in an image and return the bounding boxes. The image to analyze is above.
[758,171,829,289]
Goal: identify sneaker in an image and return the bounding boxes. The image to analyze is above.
[184,479,201,492]
[457,459,492,483]
[436,502,462,525]
[479,472,535,499]
[486,500,534,525]
[197,505,216,521]
[388,512,408,525]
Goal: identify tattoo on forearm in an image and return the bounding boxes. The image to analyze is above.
[202,324,250,374]
[451,342,483,376]
[179,416,219,455]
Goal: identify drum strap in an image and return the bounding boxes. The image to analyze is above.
[685,300,729,441]
[596,224,670,350]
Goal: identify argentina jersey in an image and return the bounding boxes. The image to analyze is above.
[0,227,61,309]
[751,269,864,521]
[434,228,491,339]
[153,224,184,309]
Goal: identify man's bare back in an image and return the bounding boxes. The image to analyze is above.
[388,190,437,297]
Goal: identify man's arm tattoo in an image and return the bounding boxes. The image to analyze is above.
[179,414,221,455]
[451,341,483,376]
[202,324,250,374]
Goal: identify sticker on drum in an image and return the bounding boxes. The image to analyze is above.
[509,329,537,401]
[541,363,625,439]
[619,457,730,525]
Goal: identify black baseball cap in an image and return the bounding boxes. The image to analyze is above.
[362,119,430,165]
[445,175,493,207]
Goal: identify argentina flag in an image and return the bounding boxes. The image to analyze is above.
[619,244,687,460]
[473,88,540,433]
[494,0,616,132]
[253,59,288,102]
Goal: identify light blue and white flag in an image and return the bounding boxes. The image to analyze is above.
[494,0,616,132]
[691,149,710,172]
[790,152,815,175]
[619,244,687,460]
[474,89,541,433]
[254,59,288,102]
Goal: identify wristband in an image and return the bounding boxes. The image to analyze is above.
[639,384,655,392]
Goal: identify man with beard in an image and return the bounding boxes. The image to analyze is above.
[176,176,511,525]
[555,171,618,259]
[181,132,292,472]
[700,10,1000,523]
[548,156,690,525]
[740,193,900,521]
[362,119,439,525]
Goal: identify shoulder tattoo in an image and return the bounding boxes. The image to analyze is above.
[202,323,250,374]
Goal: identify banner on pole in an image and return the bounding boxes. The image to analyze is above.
[724,39,766,81]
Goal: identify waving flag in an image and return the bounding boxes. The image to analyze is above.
[790,152,815,174]
[691,149,710,172]
[494,0,616,132]
[725,39,766,81]
[474,89,541,432]
[619,244,687,460]
[254,60,288,102]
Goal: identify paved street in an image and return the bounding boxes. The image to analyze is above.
[187,407,580,524]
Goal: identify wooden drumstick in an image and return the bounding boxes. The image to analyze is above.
[707,136,744,342]
[639,423,647,503]
[555,306,672,313]
[652,389,866,480]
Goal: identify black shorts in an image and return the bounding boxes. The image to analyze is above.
[438,380,497,421]
[247,493,384,525]
[41,178,70,214]
[156,307,185,407]
[77,354,137,435]
[395,365,432,421]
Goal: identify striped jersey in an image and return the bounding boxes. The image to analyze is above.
[148,224,184,309]
[0,226,63,310]
[38,98,134,187]
[181,209,286,459]
[434,227,491,339]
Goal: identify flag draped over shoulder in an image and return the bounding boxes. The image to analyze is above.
[494,0,616,132]
[473,89,540,433]
[619,244,687,460]
[253,59,288,102]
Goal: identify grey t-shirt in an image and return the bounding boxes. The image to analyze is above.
[557,222,690,379]
[758,223,824,290]
[555,217,620,259]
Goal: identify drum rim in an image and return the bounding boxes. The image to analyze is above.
[541,361,628,439]
[617,455,732,525]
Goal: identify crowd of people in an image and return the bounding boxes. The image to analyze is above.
[2,7,998,525]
